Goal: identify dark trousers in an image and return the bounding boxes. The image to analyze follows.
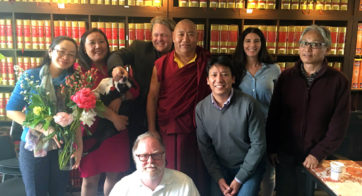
[19,141,69,196]
[275,153,306,196]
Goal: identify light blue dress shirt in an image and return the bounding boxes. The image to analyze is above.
[239,63,280,119]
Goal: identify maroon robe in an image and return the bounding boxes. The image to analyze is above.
[155,46,210,195]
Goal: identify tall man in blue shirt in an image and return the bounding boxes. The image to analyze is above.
[196,56,266,196]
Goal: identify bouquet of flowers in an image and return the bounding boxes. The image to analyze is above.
[22,67,105,170]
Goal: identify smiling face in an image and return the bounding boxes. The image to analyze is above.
[207,64,235,103]
[243,32,261,58]
[173,20,198,57]
[134,137,165,181]
[299,30,329,67]
[49,40,77,71]
[152,23,173,54]
[84,32,109,64]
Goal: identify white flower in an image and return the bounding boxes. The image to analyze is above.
[53,112,73,127]
[80,109,97,127]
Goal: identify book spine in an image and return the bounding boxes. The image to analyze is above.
[337,27,346,55]
[105,22,113,47]
[219,25,228,54]
[266,25,277,54]
[329,26,338,55]
[72,21,80,44]
[210,24,220,54]
[281,0,291,9]
[7,57,15,86]
[24,20,31,50]
[59,20,66,36]
[144,23,152,42]
[118,23,125,48]
[78,21,86,41]
[278,26,287,54]
[135,23,145,41]
[16,19,24,49]
[65,21,72,37]
[128,23,135,46]
[111,22,118,51]
[228,25,238,54]
[196,24,204,48]
[352,59,360,89]
[0,19,6,49]
[45,20,51,48]
[6,19,13,49]
[38,20,45,50]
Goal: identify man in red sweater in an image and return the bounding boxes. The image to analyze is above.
[266,25,351,196]
[147,19,210,195]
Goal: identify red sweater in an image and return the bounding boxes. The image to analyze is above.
[266,59,351,162]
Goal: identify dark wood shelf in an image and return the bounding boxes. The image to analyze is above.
[169,7,351,20]
[0,2,166,17]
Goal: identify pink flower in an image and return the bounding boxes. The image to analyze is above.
[53,112,73,127]
[71,88,96,110]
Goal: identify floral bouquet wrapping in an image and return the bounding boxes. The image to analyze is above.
[22,67,105,170]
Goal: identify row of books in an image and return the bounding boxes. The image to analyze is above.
[0,57,15,86]
[0,92,11,120]
[276,25,346,55]
[277,61,342,72]
[176,0,347,10]
[0,19,13,49]
[0,0,162,6]
[15,57,44,80]
[351,59,362,89]
[178,0,245,8]
[16,19,52,50]
[210,24,238,54]
[3,20,347,55]
[280,0,348,10]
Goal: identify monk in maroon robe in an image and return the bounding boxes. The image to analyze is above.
[147,19,210,195]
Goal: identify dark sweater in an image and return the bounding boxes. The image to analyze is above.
[266,59,351,162]
[107,41,162,131]
[196,90,266,183]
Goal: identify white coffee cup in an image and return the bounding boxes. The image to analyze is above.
[330,161,344,180]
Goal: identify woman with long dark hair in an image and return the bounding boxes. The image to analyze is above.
[233,27,280,196]
[77,28,137,196]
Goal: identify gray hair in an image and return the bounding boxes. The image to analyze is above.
[150,16,176,33]
[132,132,165,160]
[299,25,331,48]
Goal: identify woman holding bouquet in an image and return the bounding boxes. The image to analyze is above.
[6,36,83,196]
[233,27,280,196]
[77,28,137,196]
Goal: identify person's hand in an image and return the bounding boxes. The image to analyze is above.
[111,114,128,131]
[269,153,280,166]
[218,178,232,196]
[112,66,129,82]
[303,154,319,169]
[71,145,82,169]
[229,179,242,196]
[35,124,62,148]
[108,98,122,113]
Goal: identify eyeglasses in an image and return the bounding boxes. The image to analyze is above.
[54,49,76,59]
[299,41,327,49]
[135,152,164,162]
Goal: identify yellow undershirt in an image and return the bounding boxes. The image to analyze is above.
[174,53,197,69]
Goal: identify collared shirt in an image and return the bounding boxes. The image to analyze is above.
[210,89,234,110]
[174,53,197,68]
[109,168,200,196]
[300,63,320,88]
[239,63,280,118]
